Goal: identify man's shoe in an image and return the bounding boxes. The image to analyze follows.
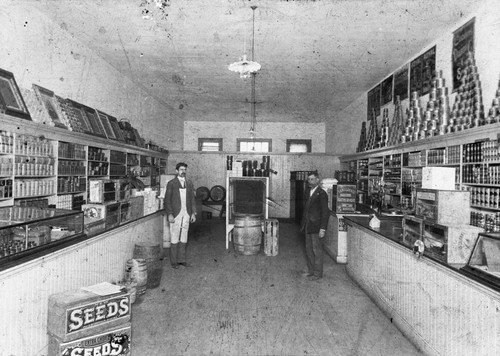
[308,275,321,281]
[178,262,192,267]
[301,271,313,277]
[171,264,179,269]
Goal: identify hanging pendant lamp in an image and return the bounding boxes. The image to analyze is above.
[228,6,261,79]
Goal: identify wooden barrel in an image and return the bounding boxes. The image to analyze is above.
[233,214,263,255]
[196,186,210,201]
[125,258,148,298]
[133,243,163,289]
[209,185,226,202]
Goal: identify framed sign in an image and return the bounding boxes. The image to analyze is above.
[32,84,68,129]
[96,110,117,140]
[107,115,125,142]
[393,64,409,102]
[0,68,31,120]
[65,99,93,134]
[421,46,436,95]
[82,106,107,138]
[452,18,475,91]
[410,56,423,96]
[381,75,393,105]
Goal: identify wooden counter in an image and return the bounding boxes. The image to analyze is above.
[323,205,373,264]
[344,216,500,356]
[0,211,165,356]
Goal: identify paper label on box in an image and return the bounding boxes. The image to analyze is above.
[57,325,131,356]
[65,294,130,335]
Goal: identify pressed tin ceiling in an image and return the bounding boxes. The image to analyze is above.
[28,0,482,123]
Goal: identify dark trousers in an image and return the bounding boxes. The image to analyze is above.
[170,242,187,265]
[305,232,324,277]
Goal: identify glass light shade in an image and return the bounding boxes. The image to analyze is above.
[228,55,261,78]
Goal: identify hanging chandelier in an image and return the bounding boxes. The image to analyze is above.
[228,6,261,79]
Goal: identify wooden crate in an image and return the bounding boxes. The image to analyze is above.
[415,188,470,226]
[446,224,483,264]
[264,219,279,256]
[47,289,130,342]
[48,323,131,356]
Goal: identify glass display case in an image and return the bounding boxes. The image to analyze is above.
[461,232,500,291]
[0,206,84,265]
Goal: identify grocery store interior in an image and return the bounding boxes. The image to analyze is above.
[1,1,500,355]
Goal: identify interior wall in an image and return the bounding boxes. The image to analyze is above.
[329,0,500,155]
[184,121,326,152]
[167,151,341,218]
[0,3,183,150]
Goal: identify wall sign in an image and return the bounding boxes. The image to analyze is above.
[381,75,393,105]
[452,18,475,91]
[367,85,381,120]
[421,46,436,95]
[410,55,423,96]
[393,64,409,102]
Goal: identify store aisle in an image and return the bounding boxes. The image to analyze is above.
[131,219,423,356]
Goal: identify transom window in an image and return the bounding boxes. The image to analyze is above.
[198,138,223,151]
[286,139,312,153]
[237,139,272,152]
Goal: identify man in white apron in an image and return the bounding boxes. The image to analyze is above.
[164,162,197,268]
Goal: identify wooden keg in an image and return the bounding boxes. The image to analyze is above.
[133,243,162,289]
[125,258,148,299]
[233,213,263,255]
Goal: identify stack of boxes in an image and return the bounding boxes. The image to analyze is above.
[132,188,158,215]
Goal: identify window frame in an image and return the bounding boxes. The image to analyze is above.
[198,138,223,152]
[286,139,312,153]
[236,138,272,152]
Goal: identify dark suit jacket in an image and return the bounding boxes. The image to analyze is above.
[301,186,330,234]
[165,177,197,217]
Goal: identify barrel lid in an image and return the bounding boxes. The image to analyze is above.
[196,186,210,201]
[210,185,226,202]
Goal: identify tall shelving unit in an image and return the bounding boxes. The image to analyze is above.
[341,122,500,231]
[0,130,14,208]
[0,113,168,211]
[57,141,87,210]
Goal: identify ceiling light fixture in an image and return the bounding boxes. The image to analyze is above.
[228,6,261,79]
[229,6,260,142]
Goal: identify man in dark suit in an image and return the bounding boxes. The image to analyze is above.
[301,171,329,281]
[165,162,197,268]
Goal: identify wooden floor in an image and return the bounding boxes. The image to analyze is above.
[131,219,423,356]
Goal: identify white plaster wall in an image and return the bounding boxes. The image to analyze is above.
[329,0,500,155]
[184,121,326,152]
[0,3,182,149]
